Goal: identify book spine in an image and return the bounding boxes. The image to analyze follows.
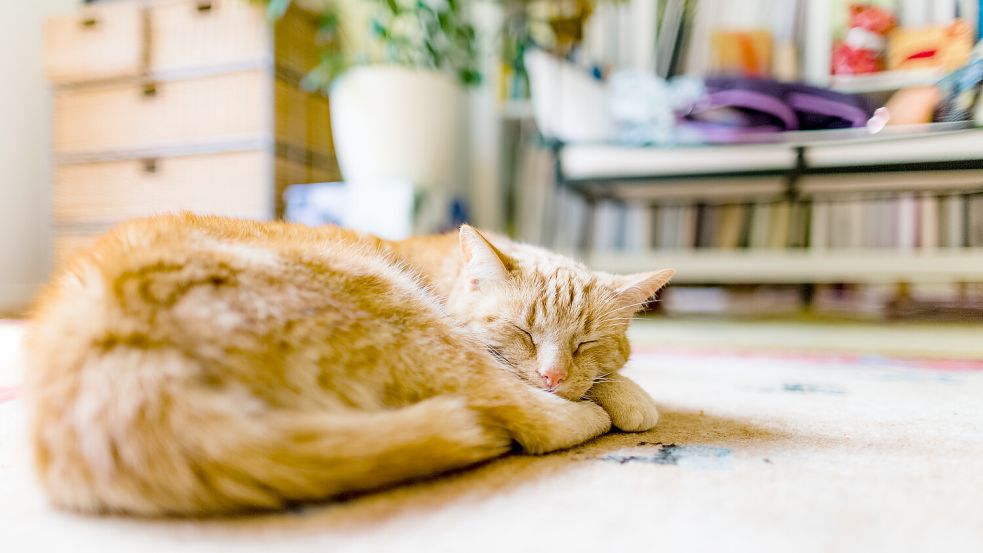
[810,200,829,250]
[898,193,917,252]
[946,194,966,249]
[630,0,660,73]
[918,194,940,250]
[803,0,832,86]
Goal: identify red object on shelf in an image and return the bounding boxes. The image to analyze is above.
[832,3,897,75]
[833,43,881,75]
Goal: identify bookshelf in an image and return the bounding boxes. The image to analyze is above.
[557,123,979,182]
[546,126,983,285]
[591,250,983,285]
[502,2,983,294]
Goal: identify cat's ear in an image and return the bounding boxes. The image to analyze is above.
[459,225,513,291]
[612,269,675,311]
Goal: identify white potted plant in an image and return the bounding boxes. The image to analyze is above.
[263,0,481,205]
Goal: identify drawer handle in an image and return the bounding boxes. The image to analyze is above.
[195,1,213,13]
[142,159,159,174]
[79,16,99,29]
[141,83,158,98]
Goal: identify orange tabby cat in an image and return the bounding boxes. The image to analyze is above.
[389,227,674,432]
[26,214,617,516]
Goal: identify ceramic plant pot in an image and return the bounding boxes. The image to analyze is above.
[330,65,465,195]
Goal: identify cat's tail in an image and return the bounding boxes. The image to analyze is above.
[32,379,511,515]
[180,395,512,515]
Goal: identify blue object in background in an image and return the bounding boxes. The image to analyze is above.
[283,182,347,227]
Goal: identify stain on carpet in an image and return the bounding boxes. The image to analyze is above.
[782,383,845,394]
[599,442,731,470]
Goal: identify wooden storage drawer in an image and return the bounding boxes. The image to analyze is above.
[44,2,145,83]
[52,153,332,267]
[54,151,272,225]
[54,71,271,157]
[45,0,317,84]
[151,0,270,75]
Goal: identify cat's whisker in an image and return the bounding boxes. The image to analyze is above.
[595,317,637,323]
[596,312,640,321]
[592,318,638,328]
[591,371,619,385]
[594,295,623,313]
[604,299,661,313]
[609,298,662,312]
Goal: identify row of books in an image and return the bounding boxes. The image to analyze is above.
[660,282,983,318]
[526,0,982,85]
[583,193,983,252]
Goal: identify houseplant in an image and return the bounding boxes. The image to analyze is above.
[259,0,481,208]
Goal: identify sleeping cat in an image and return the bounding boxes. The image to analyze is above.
[26,214,617,516]
[26,214,671,516]
[388,227,673,432]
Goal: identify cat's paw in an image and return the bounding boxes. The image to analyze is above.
[519,398,611,455]
[607,397,660,432]
[573,400,614,441]
[586,376,661,432]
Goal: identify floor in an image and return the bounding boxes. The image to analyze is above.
[1,318,982,552]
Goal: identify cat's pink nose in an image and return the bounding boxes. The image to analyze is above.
[540,369,566,390]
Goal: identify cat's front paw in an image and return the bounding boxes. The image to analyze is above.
[519,398,611,455]
[586,376,660,432]
[607,397,659,432]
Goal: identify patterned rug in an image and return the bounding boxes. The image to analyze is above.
[2,320,981,552]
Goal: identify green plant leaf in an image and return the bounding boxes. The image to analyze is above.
[458,67,482,86]
[371,18,389,38]
[258,0,491,88]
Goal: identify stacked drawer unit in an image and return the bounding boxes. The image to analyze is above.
[44,0,339,268]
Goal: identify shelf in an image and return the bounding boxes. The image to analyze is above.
[828,68,947,94]
[560,143,796,180]
[558,125,981,183]
[588,249,983,285]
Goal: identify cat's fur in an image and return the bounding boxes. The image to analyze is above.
[389,227,673,432]
[26,214,620,516]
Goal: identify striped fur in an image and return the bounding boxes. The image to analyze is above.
[25,215,614,516]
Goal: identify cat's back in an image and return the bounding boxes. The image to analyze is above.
[23,215,502,515]
[34,213,388,318]
[26,213,415,392]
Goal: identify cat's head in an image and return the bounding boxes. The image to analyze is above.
[447,225,674,401]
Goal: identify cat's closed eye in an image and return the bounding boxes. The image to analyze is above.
[574,340,599,354]
[511,324,535,348]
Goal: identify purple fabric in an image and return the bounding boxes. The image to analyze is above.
[787,92,870,128]
[680,77,875,142]
[703,89,800,130]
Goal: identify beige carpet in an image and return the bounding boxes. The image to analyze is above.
[2,319,982,552]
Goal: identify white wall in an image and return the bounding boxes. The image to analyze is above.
[0,0,76,310]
